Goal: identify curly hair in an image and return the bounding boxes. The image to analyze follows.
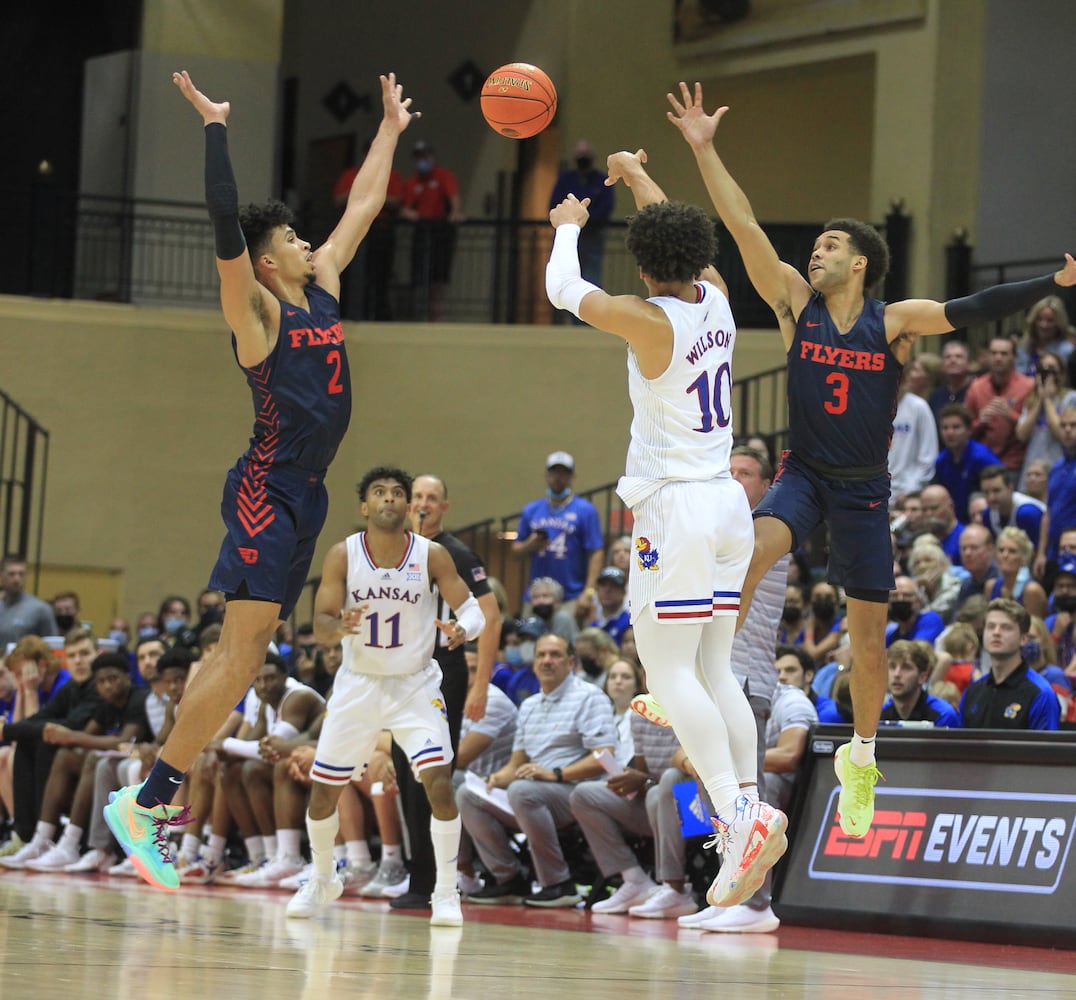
[625,201,718,283]
[357,465,413,502]
[823,217,890,290]
[239,200,295,260]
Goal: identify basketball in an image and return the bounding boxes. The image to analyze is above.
[481,63,557,139]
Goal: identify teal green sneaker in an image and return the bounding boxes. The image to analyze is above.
[103,783,190,891]
[834,743,883,838]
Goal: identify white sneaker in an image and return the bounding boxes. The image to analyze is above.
[705,797,788,907]
[341,859,378,894]
[64,848,117,874]
[0,838,54,870]
[215,859,265,885]
[107,856,139,877]
[382,873,410,898]
[359,859,409,898]
[678,904,721,928]
[286,875,343,918]
[278,862,315,891]
[178,857,220,885]
[430,887,463,927]
[628,884,698,919]
[591,879,659,914]
[235,854,306,888]
[24,840,80,872]
[698,903,780,934]
[457,871,483,896]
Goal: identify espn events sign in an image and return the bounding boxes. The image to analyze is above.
[775,731,1076,945]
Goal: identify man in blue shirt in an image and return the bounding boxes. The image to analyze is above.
[885,576,945,647]
[513,452,605,610]
[933,404,1003,523]
[980,464,1044,551]
[880,639,961,727]
[959,599,1060,730]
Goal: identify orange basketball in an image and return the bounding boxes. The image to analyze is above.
[481,63,557,139]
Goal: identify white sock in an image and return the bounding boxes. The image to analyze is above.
[180,833,201,860]
[430,816,461,893]
[35,821,56,844]
[850,733,876,768]
[201,823,213,840]
[346,839,372,865]
[333,843,347,863]
[622,865,651,886]
[381,843,402,864]
[244,836,265,864]
[307,812,340,880]
[262,835,278,860]
[206,834,227,865]
[60,824,83,850]
[277,828,302,860]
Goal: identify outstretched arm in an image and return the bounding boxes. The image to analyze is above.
[174,70,276,362]
[314,73,418,289]
[545,195,673,373]
[667,81,809,345]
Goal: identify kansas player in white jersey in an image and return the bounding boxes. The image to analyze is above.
[545,148,786,910]
[286,466,486,927]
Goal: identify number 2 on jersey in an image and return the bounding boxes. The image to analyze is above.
[686,363,732,433]
[824,371,849,414]
[326,349,344,395]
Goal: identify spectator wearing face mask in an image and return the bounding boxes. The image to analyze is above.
[491,618,541,706]
[777,584,807,645]
[156,595,196,650]
[528,576,579,643]
[548,139,615,317]
[1046,555,1076,675]
[50,592,87,638]
[885,576,945,647]
[573,627,619,688]
[802,582,842,667]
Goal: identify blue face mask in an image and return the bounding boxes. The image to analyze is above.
[1021,639,1042,664]
[138,626,158,640]
[415,157,432,174]
[108,629,128,648]
[505,646,523,666]
[163,617,185,636]
[546,487,572,501]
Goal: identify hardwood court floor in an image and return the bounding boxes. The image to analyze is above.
[1,870,1074,1000]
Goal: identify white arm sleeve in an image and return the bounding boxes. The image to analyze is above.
[453,594,486,642]
[221,737,261,759]
[270,720,300,741]
[545,224,600,317]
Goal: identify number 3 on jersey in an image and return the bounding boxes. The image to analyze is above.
[824,371,849,415]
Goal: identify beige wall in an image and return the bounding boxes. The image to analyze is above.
[0,295,782,624]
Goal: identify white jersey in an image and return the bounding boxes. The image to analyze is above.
[342,531,439,677]
[618,281,737,508]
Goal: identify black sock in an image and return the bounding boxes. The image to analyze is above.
[136,759,187,809]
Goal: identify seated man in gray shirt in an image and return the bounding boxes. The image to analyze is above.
[458,633,616,907]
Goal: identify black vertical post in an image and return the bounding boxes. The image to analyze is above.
[946,229,972,300]
[883,199,909,302]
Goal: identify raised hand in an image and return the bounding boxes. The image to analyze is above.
[605,148,648,188]
[549,193,591,229]
[172,70,229,126]
[1056,252,1076,288]
[379,72,419,135]
[666,80,728,150]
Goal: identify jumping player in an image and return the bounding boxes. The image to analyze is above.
[104,71,419,890]
[285,467,486,927]
[666,80,1076,837]
[545,150,787,909]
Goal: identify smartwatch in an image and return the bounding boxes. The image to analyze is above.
[553,767,564,783]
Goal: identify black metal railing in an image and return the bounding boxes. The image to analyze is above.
[4,184,910,330]
[0,390,49,590]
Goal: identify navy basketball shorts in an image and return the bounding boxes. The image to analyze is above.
[754,452,894,595]
[209,460,328,619]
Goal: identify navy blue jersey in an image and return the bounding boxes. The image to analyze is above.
[233,282,352,474]
[787,293,902,473]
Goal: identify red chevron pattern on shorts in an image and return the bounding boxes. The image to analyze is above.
[237,361,279,538]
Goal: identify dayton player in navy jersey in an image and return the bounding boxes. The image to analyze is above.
[666,81,1076,839]
[104,71,419,891]
[545,149,788,911]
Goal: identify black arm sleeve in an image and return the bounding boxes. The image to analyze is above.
[943,272,1057,330]
[204,122,247,261]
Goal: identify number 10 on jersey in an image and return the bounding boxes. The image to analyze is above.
[686,362,732,433]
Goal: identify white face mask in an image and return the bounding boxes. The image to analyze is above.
[520,641,536,663]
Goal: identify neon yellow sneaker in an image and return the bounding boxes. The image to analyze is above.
[103,783,192,891]
[630,693,671,728]
[834,743,882,838]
